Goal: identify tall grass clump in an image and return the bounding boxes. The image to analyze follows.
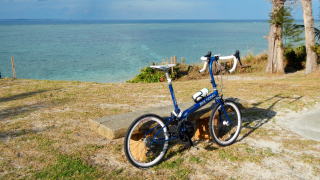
[237,53,268,73]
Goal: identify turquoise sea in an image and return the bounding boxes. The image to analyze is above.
[0,20,269,82]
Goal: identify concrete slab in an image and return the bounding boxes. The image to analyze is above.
[89,98,249,139]
[277,104,320,141]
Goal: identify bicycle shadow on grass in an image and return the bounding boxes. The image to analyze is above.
[238,94,302,141]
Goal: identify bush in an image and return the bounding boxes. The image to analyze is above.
[127,53,272,83]
[284,46,306,73]
[312,44,320,64]
[127,63,208,83]
[127,67,165,83]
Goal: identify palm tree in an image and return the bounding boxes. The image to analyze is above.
[267,0,286,73]
[301,0,318,74]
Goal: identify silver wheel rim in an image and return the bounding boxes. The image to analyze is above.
[212,102,241,145]
[127,117,169,167]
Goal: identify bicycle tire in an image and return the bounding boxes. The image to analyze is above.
[124,114,169,168]
[209,100,242,146]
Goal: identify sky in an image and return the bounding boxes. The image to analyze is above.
[0,0,319,20]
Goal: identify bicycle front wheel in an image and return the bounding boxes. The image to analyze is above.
[209,100,242,146]
[124,114,169,168]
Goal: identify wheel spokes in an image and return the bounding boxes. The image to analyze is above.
[129,120,166,164]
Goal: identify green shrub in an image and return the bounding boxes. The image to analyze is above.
[127,55,269,83]
[127,67,165,83]
[127,63,194,83]
[284,45,306,73]
[312,44,320,64]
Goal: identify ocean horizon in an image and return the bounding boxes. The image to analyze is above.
[0,19,270,22]
[0,19,272,82]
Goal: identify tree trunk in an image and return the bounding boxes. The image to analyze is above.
[266,0,285,74]
[301,0,318,74]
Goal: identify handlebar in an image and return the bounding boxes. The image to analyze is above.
[199,50,240,73]
[199,61,208,73]
[219,55,238,73]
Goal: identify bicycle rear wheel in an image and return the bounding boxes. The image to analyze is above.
[124,114,169,168]
[209,100,242,146]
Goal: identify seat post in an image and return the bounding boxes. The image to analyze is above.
[209,58,218,90]
[165,71,180,115]
[165,71,172,84]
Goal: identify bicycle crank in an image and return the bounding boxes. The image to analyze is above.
[178,121,195,146]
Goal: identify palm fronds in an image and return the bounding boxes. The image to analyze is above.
[293,24,320,43]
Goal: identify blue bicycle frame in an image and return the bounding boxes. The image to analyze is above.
[168,56,223,121]
[149,56,231,143]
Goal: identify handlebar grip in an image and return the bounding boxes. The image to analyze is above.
[199,61,208,73]
[229,56,238,73]
[218,55,238,73]
[201,56,208,61]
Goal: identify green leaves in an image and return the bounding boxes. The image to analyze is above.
[269,6,304,47]
[127,67,165,83]
[269,6,287,26]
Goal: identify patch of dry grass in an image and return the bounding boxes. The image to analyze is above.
[0,71,320,179]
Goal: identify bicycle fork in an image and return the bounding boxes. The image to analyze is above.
[216,97,232,126]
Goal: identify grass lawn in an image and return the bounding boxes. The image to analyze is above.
[0,71,320,179]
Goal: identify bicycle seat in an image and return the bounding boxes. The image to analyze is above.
[150,64,176,71]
